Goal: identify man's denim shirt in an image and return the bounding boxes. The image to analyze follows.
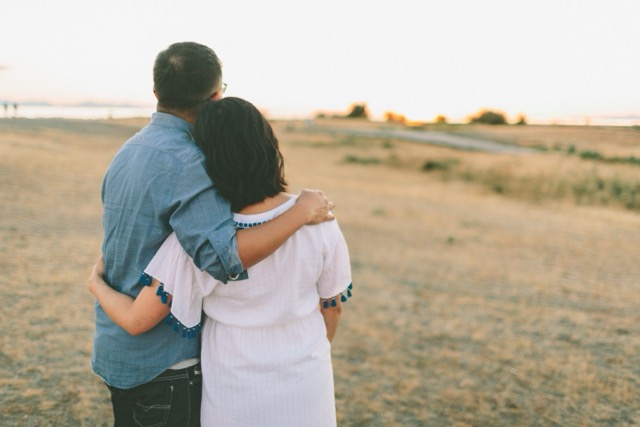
[92,112,246,389]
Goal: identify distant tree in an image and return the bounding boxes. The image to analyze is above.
[515,113,527,125]
[469,109,507,125]
[346,103,369,119]
[434,114,447,124]
[384,111,407,124]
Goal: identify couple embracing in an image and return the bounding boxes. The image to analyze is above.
[89,42,352,427]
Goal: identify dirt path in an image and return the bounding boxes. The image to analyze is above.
[309,125,538,154]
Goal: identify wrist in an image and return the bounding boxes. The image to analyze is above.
[88,282,98,297]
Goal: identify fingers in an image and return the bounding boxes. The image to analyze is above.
[298,189,332,205]
[297,189,336,223]
[90,253,105,280]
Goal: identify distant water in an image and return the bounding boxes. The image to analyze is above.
[1,105,155,120]
[2,104,301,121]
[2,104,305,121]
[1,104,638,127]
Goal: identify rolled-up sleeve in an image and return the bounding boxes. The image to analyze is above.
[168,154,247,283]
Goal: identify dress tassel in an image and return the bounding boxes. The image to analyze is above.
[136,273,207,341]
[138,273,153,286]
[322,283,354,308]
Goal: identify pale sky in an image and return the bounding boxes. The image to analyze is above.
[1,0,638,123]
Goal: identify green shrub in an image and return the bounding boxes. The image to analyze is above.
[576,151,640,167]
[421,158,459,172]
[346,103,369,119]
[611,156,640,166]
[579,150,604,160]
[515,114,527,125]
[469,109,507,125]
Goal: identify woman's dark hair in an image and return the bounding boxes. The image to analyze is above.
[194,97,287,212]
[153,42,222,111]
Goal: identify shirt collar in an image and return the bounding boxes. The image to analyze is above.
[150,111,194,133]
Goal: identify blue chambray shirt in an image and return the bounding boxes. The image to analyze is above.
[92,112,246,389]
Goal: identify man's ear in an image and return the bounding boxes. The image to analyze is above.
[153,86,158,100]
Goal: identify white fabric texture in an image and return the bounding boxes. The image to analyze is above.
[145,195,352,427]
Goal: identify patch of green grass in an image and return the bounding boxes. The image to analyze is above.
[531,144,550,152]
[343,154,381,165]
[440,159,640,212]
[569,149,640,167]
[339,136,359,146]
[382,140,395,149]
[421,158,460,172]
[608,156,640,166]
[579,150,604,161]
[570,173,640,210]
[385,153,403,167]
[608,179,640,209]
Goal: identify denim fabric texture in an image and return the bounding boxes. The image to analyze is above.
[108,363,202,427]
[93,112,246,389]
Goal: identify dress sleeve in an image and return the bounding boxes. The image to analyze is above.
[144,233,219,331]
[317,220,353,304]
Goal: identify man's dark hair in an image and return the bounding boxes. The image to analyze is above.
[194,98,287,212]
[153,42,222,111]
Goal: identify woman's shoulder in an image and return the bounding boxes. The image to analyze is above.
[233,193,296,227]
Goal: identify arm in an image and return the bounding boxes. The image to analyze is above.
[88,256,170,336]
[320,298,342,343]
[236,189,335,268]
[316,221,351,343]
[171,152,334,281]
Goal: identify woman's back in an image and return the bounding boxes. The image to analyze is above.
[202,195,351,327]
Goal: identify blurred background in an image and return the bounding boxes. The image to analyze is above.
[1,0,639,125]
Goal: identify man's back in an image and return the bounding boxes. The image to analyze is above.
[93,112,218,388]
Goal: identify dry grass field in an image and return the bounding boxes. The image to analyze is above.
[1,117,639,426]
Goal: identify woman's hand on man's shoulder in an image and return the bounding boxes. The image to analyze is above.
[296,189,336,225]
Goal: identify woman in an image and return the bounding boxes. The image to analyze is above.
[89,97,353,426]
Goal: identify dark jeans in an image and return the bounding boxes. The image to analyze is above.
[107,363,202,427]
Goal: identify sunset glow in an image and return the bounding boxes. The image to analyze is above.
[1,0,638,124]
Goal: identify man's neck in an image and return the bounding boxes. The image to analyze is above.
[156,106,197,125]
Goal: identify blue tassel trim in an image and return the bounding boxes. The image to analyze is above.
[138,272,202,340]
[138,273,153,286]
[163,313,202,340]
[235,220,268,229]
[155,284,169,304]
[321,282,353,309]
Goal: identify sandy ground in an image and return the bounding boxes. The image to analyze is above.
[1,117,640,426]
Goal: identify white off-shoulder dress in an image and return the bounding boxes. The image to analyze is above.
[143,195,352,427]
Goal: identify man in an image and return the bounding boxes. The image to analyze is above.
[92,41,334,426]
